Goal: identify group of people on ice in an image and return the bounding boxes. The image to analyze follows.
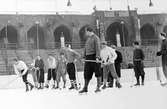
[13,44,81,92]
[13,26,167,93]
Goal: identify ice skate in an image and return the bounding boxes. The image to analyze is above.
[45,84,49,88]
[34,83,39,89]
[108,83,113,88]
[116,82,122,88]
[69,85,75,90]
[54,86,59,89]
[29,84,34,91]
[161,82,167,86]
[134,83,140,86]
[73,81,79,90]
[38,86,42,89]
[51,85,56,89]
[38,85,44,90]
[25,84,29,92]
[131,83,140,87]
[102,84,107,89]
[74,84,79,90]
[79,88,88,94]
[94,87,101,93]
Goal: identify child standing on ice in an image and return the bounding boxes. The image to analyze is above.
[100,40,122,89]
[64,44,81,90]
[29,59,38,89]
[56,52,67,89]
[133,41,145,86]
[45,54,57,89]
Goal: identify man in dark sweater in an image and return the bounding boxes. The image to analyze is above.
[133,41,145,86]
[79,26,101,93]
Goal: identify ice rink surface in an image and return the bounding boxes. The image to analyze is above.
[0,67,167,109]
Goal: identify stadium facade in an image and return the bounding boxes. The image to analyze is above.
[0,10,166,74]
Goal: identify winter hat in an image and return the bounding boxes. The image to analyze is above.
[160,32,166,37]
[111,44,116,49]
[160,32,166,40]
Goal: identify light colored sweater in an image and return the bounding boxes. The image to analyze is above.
[100,46,117,64]
[13,60,28,75]
[47,56,57,69]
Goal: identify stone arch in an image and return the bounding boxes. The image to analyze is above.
[0,25,18,49]
[53,25,71,48]
[27,24,45,49]
[106,22,128,46]
[140,23,156,45]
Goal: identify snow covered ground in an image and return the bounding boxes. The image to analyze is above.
[0,67,166,109]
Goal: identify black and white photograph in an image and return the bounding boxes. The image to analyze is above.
[0,0,166,109]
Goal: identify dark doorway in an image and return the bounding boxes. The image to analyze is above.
[140,23,156,45]
[27,25,45,49]
[106,22,128,46]
[54,25,71,48]
[0,25,18,49]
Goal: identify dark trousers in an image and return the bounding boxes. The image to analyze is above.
[108,63,121,87]
[67,62,76,80]
[115,63,121,77]
[84,54,101,81]
[37,68,45,83]
[21,70,33,90]
[133,61,145,78]
[21,70,28,84]
[47,68,56,81]
[133,61,145,84]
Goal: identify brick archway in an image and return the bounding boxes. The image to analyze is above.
[106,22,128,46]
[54,25,71,48]
[27,25,45,49]
[0,25,18,48]
[140,23,156,45]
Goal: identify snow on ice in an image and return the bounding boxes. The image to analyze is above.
[0,67,166,109]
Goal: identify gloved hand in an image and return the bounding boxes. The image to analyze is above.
[96,57,101,63]
[156,51,161,56]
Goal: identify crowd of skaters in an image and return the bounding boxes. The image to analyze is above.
[13,26,167,93]
[13,44,81,92]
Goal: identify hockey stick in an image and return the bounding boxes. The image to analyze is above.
[84,60,102,63]
[74,62,81,89]
[29,67,38,88]
[130,69,139,88]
